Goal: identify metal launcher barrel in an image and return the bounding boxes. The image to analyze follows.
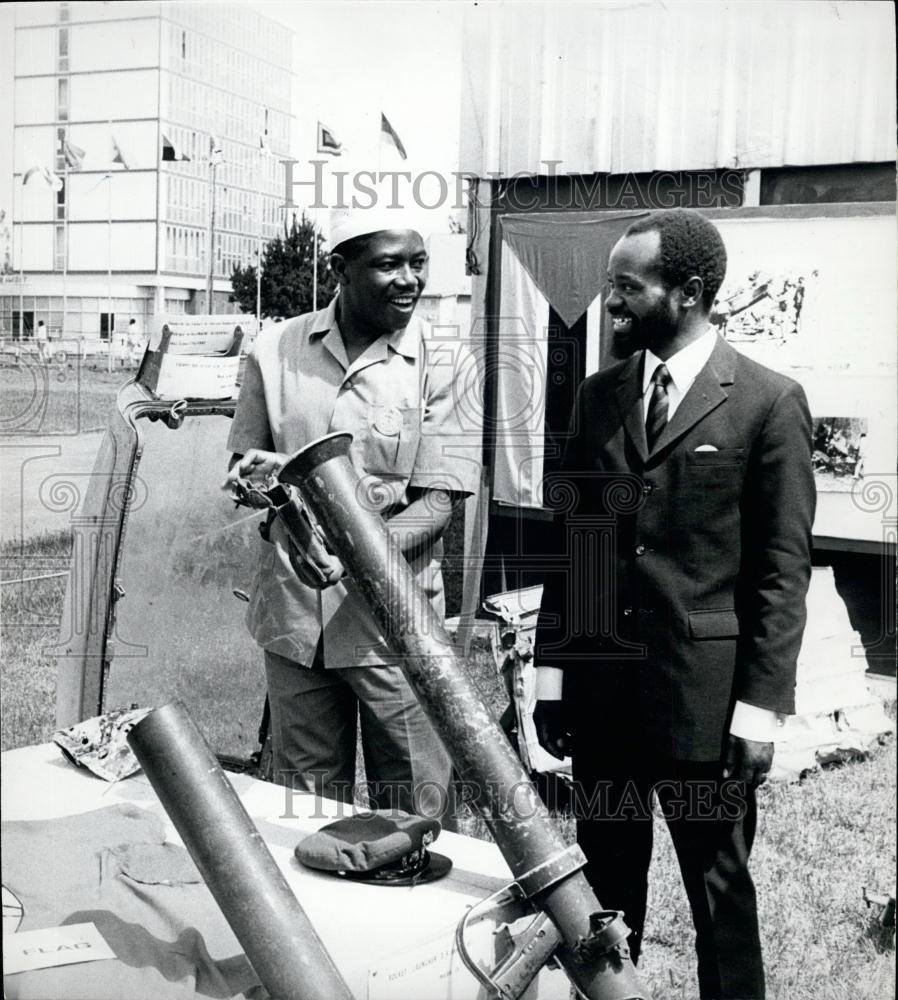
[278,432,650,1000]
[128,701,353,1000]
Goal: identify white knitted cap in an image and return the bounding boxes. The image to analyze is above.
[329,205,422,253]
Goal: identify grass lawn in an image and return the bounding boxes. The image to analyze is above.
[1,366,894,997]
[2,529,894,999]
[0,363,129,435]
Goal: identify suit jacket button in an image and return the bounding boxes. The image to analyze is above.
[635,544,646,556]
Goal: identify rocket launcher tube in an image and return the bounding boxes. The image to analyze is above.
[278,432,650,1000]
[127,701,354,1000]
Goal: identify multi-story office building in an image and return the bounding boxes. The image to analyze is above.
[3,1,293,341]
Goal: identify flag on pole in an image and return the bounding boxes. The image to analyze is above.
[317,121,343,156]
[259,133,272,157]
[380,113,407,160]
[111,134,131,169]
[62,139,86,170]
[161,134,191,161]
[209,134,223,165]
[23,160,63,191]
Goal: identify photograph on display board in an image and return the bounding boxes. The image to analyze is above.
[811,416,869,493]
[712,212,895,376]
[712,269,819,342]
[711,209,896,540]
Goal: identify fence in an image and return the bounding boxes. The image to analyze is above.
[0,337,143,370]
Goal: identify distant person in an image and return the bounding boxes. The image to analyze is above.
[34,320,49,365]
[830,428,849,457]
[792,277,806,334]
[709,298,730,337]
[852,432,868,481]
[127,319,144,368]
[770,299,790,339]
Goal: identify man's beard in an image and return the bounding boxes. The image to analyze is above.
[608,305,678,360]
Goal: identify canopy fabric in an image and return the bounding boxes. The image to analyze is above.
[461,2,896,178]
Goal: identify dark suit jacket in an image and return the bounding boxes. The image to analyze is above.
[534,335,816,760]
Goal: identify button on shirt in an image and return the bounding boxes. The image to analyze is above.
[227,297,482,668]
[537,326,779,741]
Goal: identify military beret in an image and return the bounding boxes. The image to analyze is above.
[294,811,452,885]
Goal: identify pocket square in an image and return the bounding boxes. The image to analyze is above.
[694,444,719,452]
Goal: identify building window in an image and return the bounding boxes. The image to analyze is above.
[54,225,66,270]
[56,127,66,172]
[12,312,34,341]
[58,27,69,72]
[57,78,69,121]
[56,182,66,221]
[100,313,114,341]
[59,2,70,22]
[181,30,187,59]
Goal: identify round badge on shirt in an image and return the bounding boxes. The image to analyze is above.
[372,406,403,436]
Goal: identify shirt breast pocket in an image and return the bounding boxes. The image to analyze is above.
[366,405,422,477]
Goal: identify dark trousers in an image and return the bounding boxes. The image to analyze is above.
[572,751,765,1000]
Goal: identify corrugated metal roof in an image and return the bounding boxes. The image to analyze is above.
[459,1,896,177]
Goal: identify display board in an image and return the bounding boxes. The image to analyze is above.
[491,203,896,548]
[712,206,896,546]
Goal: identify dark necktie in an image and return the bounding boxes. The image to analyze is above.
[645,362,672,451]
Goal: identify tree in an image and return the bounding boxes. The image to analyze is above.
[230,211,336,319]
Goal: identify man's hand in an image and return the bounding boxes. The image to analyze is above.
[287,534,346,590]
[723,735,774,788]
[224,449,288,487]
[533,700,571,761]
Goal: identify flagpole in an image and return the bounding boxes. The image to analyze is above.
[107,168,113,374]
[313,229,318,311]
[206,135,217,314]
[62,154,68,345]
[18,181,24,342]
[256,151,262,330]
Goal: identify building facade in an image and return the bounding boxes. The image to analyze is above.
[3,0,293,342]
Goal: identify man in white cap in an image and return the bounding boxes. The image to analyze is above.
[225,207,480,822]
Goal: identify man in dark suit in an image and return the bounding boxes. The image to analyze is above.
[533,209,815,999]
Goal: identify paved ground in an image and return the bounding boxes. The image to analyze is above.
[0,431,105,543]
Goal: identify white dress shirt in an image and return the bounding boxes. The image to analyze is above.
[641,325,717,421]
[536,328,781,742]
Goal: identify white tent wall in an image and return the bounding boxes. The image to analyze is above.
[460,1,896,178]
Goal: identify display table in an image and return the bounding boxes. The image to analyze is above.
[1,744,568,1000]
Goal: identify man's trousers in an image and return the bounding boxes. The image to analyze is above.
[264,649,453,821]
[572,746,765,1000]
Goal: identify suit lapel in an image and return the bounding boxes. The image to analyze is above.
[615,354,649,464]
[651,335,736,456]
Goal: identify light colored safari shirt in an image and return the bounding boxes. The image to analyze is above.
[227,296,482,667]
